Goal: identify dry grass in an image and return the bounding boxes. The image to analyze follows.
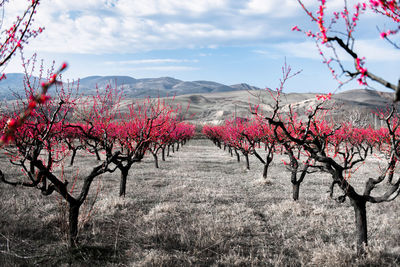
[0,139,399,266]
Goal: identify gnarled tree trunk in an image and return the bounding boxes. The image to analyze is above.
[350,197,368,255]
[119,167,129,197]
[69,202,80,248]
[292,182,300,201]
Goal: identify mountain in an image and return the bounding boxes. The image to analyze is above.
[230,83,261,91]
[0,73,395,127]
[143,89,395,126]
[0,73,27,100]
[79,75,137,89]
[74,75,262,97]
[0,74,261,99]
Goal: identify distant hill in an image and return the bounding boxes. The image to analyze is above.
[140,89,395,126]
[0,74,261,99]
[0,73,27,100]
[0,73,395,127]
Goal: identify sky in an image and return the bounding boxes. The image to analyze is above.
[2,0,400,93]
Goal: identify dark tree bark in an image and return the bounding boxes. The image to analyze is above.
[262,156,273,179]
[69,203,80,248]
[95,149,101,161]
[162,147,166,161]
[119,167,129,197]
[350,197,368,255]
[153,153,159,169]
[244,153,250,170]
[284,144,311,201]
[262,160,270,179]
[292,183,300,201]
[234,149,240,162]
[70,148,78,166]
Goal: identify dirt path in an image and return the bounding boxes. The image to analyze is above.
[107,139,287,265]
[127,139,272,209]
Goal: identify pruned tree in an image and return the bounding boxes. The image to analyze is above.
[262,63,400,255]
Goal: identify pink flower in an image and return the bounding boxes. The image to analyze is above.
[28,101,37,109]
[291,26,300,31]
[7,118,17,128]
[61,62,68,70]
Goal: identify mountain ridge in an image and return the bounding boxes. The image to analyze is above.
[0,74,395,127]
[0,74,262,99]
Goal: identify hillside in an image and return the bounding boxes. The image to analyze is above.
[0,74,261,99]
[139,89,394,126]
[0,73,395,127]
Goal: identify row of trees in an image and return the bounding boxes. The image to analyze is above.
[203,64,400,255]
[286,0,400,255]
[0,71,195,247]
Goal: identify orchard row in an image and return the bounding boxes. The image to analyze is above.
[0,77,195,247]
[203,73,400,255]
[203,111,394,200]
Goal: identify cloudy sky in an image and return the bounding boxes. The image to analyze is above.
[2,0,400,93]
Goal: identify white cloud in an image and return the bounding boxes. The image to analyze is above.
[115,0,229,16]
[126,66,199,71]
[105,59,198,65]
[5,0,284,54]
[268,41,322,60]
[266,38,400,64]
[239,0,326,17]
[3,0,392,57]
[355,39,400,61]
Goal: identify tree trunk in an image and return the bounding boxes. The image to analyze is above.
[119,167,129,197]
[292,182,300,201]
[167,145,170,156]
[153,153,159,168]
[244,153,250,170]
[350,198,368,255]
[262,162,269,179]
[172,144,175,153]
[69,203,80,248]
[70,149,77,166]
[217,141,221,149]
[263,156,273,179]
[162,147,166,161]
[176,142,180,151]
[95,150,101,161]
[234,149,240,162]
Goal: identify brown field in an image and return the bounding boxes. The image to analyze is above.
[0,139,399,266]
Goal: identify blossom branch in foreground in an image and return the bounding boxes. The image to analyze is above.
[0,62,68,146]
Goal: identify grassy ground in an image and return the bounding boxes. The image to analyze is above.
[0,139,399,266]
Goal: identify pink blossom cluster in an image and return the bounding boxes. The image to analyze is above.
[0,62,68,146]
[316,92,332,101]
[355,57,367,85]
